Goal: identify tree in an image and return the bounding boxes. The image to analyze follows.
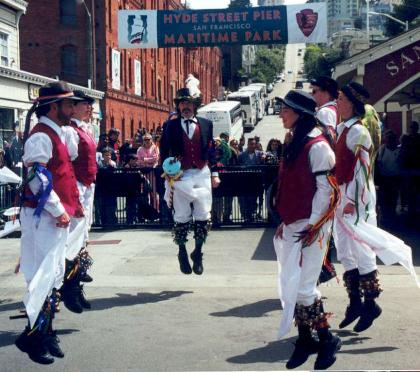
[250,47,285,84]
[303,44,344,79]
[384,0,420,36]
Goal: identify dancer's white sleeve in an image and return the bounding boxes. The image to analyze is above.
[23,133,65,217]
[308,141,335,225]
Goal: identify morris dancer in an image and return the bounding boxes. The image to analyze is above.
[310,76,339,141]
[15,82,83,364]
[60,90,96,313]
[334,82,419,333]
[310,76,340,284]
[273,91,341,370]
[160,87,220,275]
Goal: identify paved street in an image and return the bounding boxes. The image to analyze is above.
[1,227,420,371]
[245,43,308,148]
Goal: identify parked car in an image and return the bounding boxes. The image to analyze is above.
[295,80,303,89]
[273,97,282,114]
[267,83,273,93]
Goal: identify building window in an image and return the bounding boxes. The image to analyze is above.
[60,0,77,25]
[0,33,8,66]
[0,108,14,149]
[158,79,162,103]
[61,45,77,75]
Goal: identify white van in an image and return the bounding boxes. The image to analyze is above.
[239,85,265,121]
[226,91,257,131]
[197,101,244,141]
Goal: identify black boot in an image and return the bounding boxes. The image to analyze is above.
[314,329,342,370]
[191,220,209,275]
[190,249,203,275]
[178,246,192,274]
[173,222,191,274]
[78,248,94,283]
[44,291,64,358]
[353,270,382,332]
[44,331,64,358]
[79,284,91,309]
[339,269,363,329]
[286,326,319,369]
[60,259,84,313]
[60,280,84,313]
[15,327,55,365]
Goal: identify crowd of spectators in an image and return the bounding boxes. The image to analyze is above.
[375,121,420,227]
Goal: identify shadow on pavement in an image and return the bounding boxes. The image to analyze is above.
[227,338,294,364]
[210,299,281,318]
[0,329,79,349]
[88,290,193,311]
[251,228,276,261]
[0,299,23,313]
[339,346,398,354]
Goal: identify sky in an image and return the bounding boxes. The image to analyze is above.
[188,0,306,9]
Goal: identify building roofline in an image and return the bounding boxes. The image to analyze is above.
[333,26,420,78]
[0,66,104,99]
[1,0,28,12]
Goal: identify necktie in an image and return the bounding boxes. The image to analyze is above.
[185,119,191,135]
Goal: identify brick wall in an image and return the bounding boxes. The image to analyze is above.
[20,0,222,140]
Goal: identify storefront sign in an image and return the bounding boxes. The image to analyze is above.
[28,84,40,101]
[118,4,327,49]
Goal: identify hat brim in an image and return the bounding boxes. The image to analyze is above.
[174,96,201,105]
[275,96,315,116]
[37,95,84,107]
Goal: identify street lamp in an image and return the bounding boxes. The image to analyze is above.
[368,11,409,32]
[77,0,96,88]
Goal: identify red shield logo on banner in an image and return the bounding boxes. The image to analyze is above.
[296,9,318,37]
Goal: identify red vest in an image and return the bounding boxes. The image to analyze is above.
[335,123,359,185]
[24,123,80,216]
[181,125,207,170]
[276,135,327,225]
[70,121,97,186]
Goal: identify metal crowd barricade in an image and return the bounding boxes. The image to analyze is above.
[0,183,18,221]
[92,165,279,229]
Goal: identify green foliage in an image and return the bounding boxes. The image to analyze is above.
[250,47,285,84]
[384,0,420,36]
[303,44,344,79]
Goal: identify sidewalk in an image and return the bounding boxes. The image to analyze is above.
[0,227,419,371]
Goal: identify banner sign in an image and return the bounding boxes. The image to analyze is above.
[111,49,121,90]
[118,4,327,49]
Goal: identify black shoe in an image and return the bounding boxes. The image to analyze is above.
[80,273,93,283]
[61,285,84,313]
[79,285,91,309]
[353,301,382,333]
[190,251,203,275]
[44,331,64,358]
[15,329,54,365]
[178,250,192,274]
[314,335,341,370]
[286,338,319,369]
[339,301,362,329]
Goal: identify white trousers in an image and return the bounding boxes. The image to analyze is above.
[274,219,331,338]
[20,207,69,327]
[334,185,377,275]
[164,166,212,223]
[64,181,94,262]
[77,181,95,244]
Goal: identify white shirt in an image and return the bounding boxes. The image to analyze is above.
[316,101,338,130]
[337,116,373,206]
[23,116,67,217]
[181,117,198,140]
[306,127,336,225]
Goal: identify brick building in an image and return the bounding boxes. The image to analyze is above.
[19,0,222,140]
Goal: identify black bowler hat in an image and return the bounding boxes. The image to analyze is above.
[174,87,202,106]
[276,90,317,116]
[310,76,338,99]
[341,82,370,116]
[37,81,83,107]
[73,90,95,105]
